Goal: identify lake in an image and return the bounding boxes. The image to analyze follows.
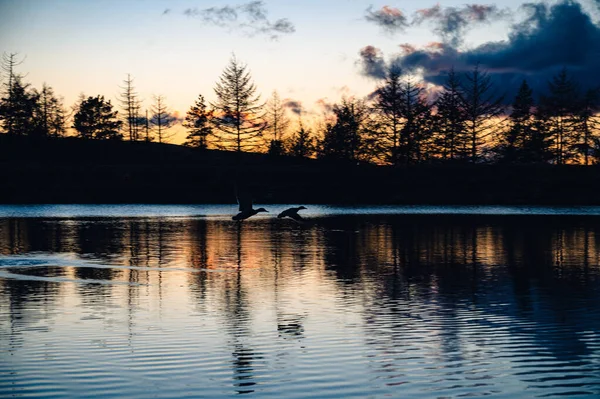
[1,205,600,398]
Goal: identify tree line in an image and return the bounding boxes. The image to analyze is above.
[1,51,599,165]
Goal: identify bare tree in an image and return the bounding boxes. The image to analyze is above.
[118,74,142,141]
[211,55,265,152]
[264,90,289,155]
[150,95,176,143]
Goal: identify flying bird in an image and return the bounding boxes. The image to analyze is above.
[232,191,268,221]
[277,206,307,221]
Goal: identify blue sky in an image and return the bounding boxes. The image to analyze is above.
[1,0,599,142]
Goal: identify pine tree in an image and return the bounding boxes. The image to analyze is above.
[372,68,403,165]
[73,95,122,140]
[118,74,142,141]
[34,83,66,137]
[434,68,466,160]
[0,75,39,136]
[319,97,368,161]
[498,80,534,162]
[539,68,579,165]
[183,94,213,149]
[576,89,600,165]
[0,52,25,135]
[287,118,314,158]
[460,64,505,163]
[150,95,176,143]
[211,56,265,152]
[265,90,289,155]
[397,77,432,164]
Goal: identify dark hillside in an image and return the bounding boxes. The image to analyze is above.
[1,135,600,205]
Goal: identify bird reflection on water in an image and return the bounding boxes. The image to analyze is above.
[2,213,600,398]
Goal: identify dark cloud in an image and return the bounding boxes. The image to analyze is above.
[359,1,600,101]
[357,45,387,79]
[162,8,171,15]
[413,4,510,47]
[182,1,294,39]
[365,5,409,34]
[283,99,303,115]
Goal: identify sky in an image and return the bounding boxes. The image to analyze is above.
[1,0,600,143]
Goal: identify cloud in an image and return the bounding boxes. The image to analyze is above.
[413,4,510,47]
[162,8,171,15]
[283,99,303,115]
[365,5,409,34]
[182,1,295,39]
[316,98,334,114]
[359,1,600,101]
[357,45,387,79]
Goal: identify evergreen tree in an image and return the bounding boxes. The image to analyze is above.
[183,94,213,149]
[538,68,579,165]
[265,90,289,155]
[434,68,466,160]
[287,118,314,158]
[0,75,39,136]
[319,97,368,161]
[150,95,176,143]
[0,52,25,135]
[34,83,66,137]
[498,80,534,162]
[211,55,265,152]
[73,95,122,140]
[576,88,600,165]
[372,68,403,165]
[397,77,433,164]
[460,64,505,163]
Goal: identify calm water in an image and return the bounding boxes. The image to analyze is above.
[1,205,600,398]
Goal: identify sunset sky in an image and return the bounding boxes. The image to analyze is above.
[1,0,600,143]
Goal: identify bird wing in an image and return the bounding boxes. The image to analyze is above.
[277,209,289,218]
[236,191,253,212]
[290,212,304,221]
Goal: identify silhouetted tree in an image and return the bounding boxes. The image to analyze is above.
[497,80,534,162]
[73,95,122,140]
[575,88,600,165]
[0,75,39,136]
[434,68,466,160]
[183,94,213,149]
[34,83,66,137]
[0,52,25,135]
[397,77,433,164]
[539,68,579,165]
[372,68,403,165]
[287,118,314,158]
[118,74,142,141]
[460,64,505,163]
[265,90,289,156]
[211,56,265,152]
[150,95,176,143]
[319,97,369,161]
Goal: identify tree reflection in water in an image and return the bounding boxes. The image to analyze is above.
[1,214,600,397]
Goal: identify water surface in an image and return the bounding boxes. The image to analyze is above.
[1,205,600,398]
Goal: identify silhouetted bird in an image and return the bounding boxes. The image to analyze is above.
[277,206,307,221]
[233,192,268,221]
